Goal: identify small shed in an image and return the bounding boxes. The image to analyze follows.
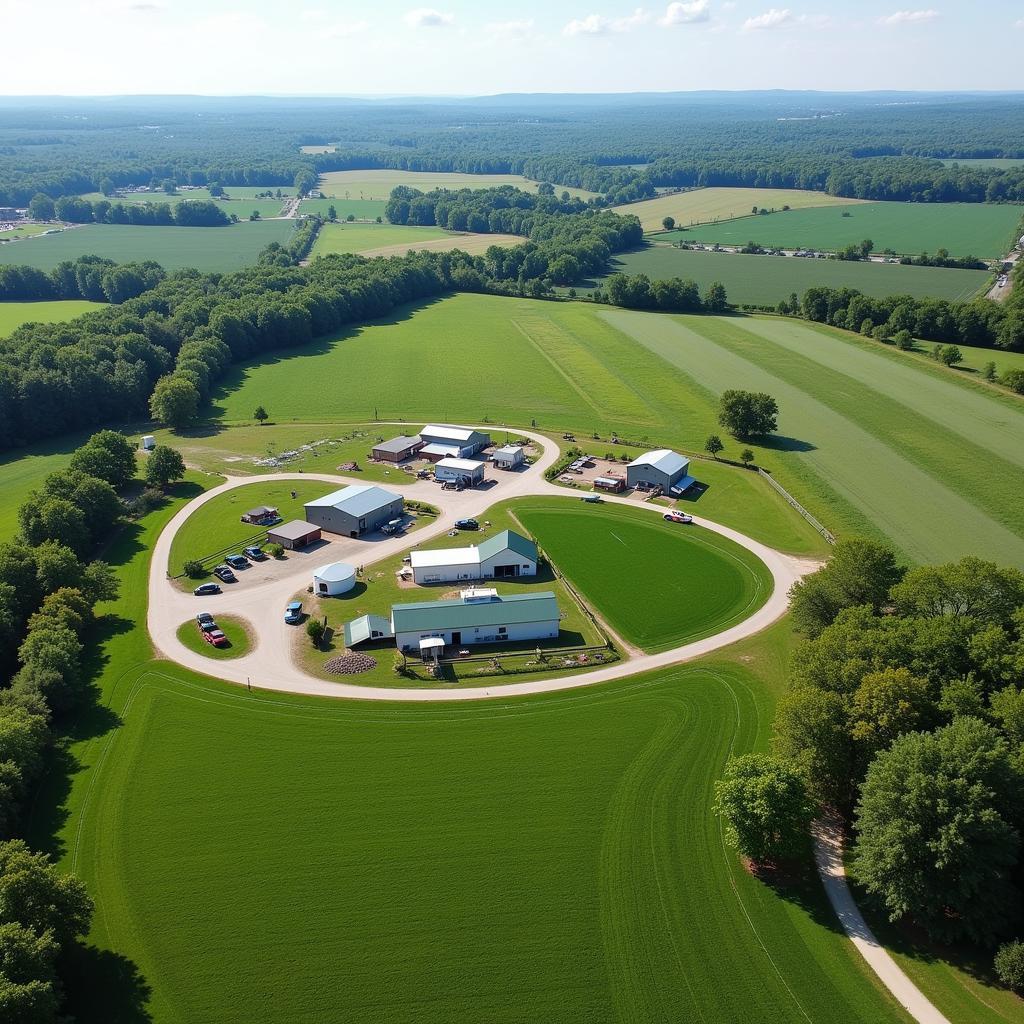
[313,562,356,596]
[343,614,393,648]
[372,435,424,463]
[267,520,321,550]
[593,476,626,493]
[434,457,485,486]
[492,445,525,470]
[626,449,692,493]
[241,505,278,524]
[140,435,156,451]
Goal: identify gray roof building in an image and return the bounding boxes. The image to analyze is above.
[304,484,404,537]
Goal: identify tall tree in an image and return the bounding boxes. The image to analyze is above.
[717,390,778,440]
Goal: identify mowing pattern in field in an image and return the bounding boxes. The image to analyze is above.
[603,309,1024,567]
[614,187,861,232]
[664,202,1022,258]
[516,502,772,652]
[73,662,906,1024]
[593,246,988,304]
[0,221,295,272]
[318,169,600,201]
[0,299,105,337]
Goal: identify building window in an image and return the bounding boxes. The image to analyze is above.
[498,626,507,635]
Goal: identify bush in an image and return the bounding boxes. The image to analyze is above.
[306,618,325,647]
[1003,369,1024,395]
[265,543,284,558]
[182,560,205,578]
[995,941,1024,991]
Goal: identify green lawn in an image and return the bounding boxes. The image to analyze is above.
[587,245,989,304]
[310,222,451,257]
[175,614,252,660]
[0,299,105,337]
[515,501,772,652]
[299,198,388,221]
[663,202,1022,258]
[0,221,296,272]
[0,223,63,240]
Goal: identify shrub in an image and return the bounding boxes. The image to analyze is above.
[306,618,325,647]
[996,941,1024,991]
[265,543,284,558]
[183,560,205,578]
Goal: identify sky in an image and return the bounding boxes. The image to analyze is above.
[1,0,1022,95]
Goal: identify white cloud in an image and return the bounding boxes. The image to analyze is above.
[563,7,649,35]
[742,7,793,30]
[877,9,940,25]
[486,18,536,37]
[1013,17,1024,28]
[659,0,710,26]
[404,7,454,29]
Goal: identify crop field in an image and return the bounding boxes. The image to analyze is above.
[76,188,289,221]
[0,221,295,271]
[318,169,600,200]
[613,187,861,231]
[589,245,989,304]
[0,299,104,337]
[515,502,772,652]
[664,201,1022,258]
[309,222,451,257]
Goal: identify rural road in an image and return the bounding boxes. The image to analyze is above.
[813,817,953,1024]
[148,427,819,702]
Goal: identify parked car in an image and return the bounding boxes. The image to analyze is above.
[243,546,267,561]
[454,518,479,531]
[196,611,215,625]
[199,620,219,633]
[204,628,229,648]
[284,601,303,624]
[193,583,222,596]
[213,565,236,583]
[664,511,693,524]
[225,553,249,569]
[581,494,603,503]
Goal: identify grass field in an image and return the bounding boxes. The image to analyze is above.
[614,187,862,231]
[940,157,1024,169]
[309,222,451,257]
[175,614,252,659]
[317,169,600,201]
[76,188,289,221]
[586,245,989,304]
[0,221,295,272]
[299,197,388,220]
[515,501,772,652]
[0,299,105,337]
[0,223,63,240]
[662,202,1022,258]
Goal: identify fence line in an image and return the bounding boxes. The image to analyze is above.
[169,527,271,579]
[757,469,835,545]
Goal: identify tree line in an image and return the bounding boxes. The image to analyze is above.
[715,541,1024,985]
[29,194,232,227]
[0,255,165,303]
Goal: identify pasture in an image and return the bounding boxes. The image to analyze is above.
[317,169,600,201]
[515,501,772,652]
[940,157,1024,169]
[210,292,1024,565]
[298,198,388,221]
[614,187,861,231]
[0,299,105,337]
[590,245,989,304]
[0,221,295,272]
[309,222,451,257]
[76,188,289,221]
[666,201,1022,258]
[0,222,63,240]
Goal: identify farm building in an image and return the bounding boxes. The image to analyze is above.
[240,505,278,525]
[492,445,525,470]
[418,424,491,458]
[313,562,356,596]
[411,529,538,584]
[593,475,626,493]
[372,435,424,463]
[392,588,561,653]
[434,457,485,486]
[343,614,393,648]
[304,484,404,537]
[626,449,693,493]
[266,520,322,550]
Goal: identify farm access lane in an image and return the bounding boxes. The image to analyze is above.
[148,427,819,703]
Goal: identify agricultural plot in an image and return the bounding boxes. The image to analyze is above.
[318,168,600,201]
[589,246,988,304]
[614,187,861,232]
[515,501,772,652]
[666,201,1022,258]
[76,188,289,221]
[0,220,295,272]
[0,299,104,337]
[299,198,388,221]
[309,222,451,257]
[0,222,63,240]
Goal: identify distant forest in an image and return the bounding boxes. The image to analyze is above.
[2,93,1024,206]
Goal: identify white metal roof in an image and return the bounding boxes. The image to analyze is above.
[419,442,462,457]
[411,546,479,569]
[421,424,479,443]
[419,637,445,650]
[313,562,356,583]
[305,484,401,514]
[628,449,690,476]
[493,445,522,457]
[436,457,485,472]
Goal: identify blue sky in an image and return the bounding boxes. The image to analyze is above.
[2,1,1021,95]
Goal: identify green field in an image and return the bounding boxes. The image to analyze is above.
[662,202,1022,258]
[318,169,600,201]
[175,614,252,659]
[0,299,105,337]
[614,187,861,232]
[310,222,451,257]
[940,158,1024,169]
[299,197,388,221]
[515,502,772,652]
[0,223,63,240]
[0,221,295,272]
[589,245,989,304]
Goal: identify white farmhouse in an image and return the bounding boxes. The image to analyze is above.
[411,529,538,584]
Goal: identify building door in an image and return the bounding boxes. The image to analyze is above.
[494,564,516,578]
[452,631,462,646]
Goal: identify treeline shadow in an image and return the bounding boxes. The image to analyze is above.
[60,943,152,1024]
